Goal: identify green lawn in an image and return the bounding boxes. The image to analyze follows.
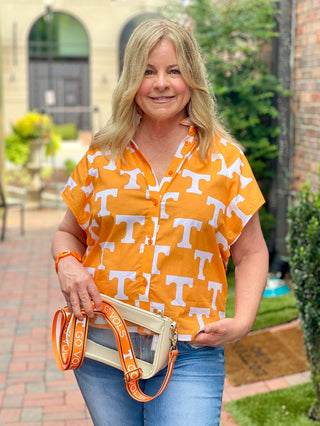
[225,382,319,426]
[226,274,299,330]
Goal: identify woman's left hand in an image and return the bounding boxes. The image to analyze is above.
[191,317,251,347]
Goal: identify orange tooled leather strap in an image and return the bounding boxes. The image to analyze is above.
[52,299,178,402]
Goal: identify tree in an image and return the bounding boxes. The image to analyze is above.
[164,0,289,241]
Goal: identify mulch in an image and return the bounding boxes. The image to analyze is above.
[225,325,309,386]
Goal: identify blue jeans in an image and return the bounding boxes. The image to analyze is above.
[74,341,225,426]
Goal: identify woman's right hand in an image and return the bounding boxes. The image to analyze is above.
[57,254,102,320]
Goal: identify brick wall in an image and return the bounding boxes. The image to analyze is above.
[292,0,320,193]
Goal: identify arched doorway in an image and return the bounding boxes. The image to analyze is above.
[119,13,158,76]
[28,12,90,129]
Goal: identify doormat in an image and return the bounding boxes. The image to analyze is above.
[225,326,309,386]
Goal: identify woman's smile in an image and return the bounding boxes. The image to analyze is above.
[150,96,175,102]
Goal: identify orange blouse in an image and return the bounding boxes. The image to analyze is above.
[61,121,264,340]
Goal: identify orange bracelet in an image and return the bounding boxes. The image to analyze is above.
[55,250,82,273]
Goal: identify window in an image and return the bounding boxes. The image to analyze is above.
[29,12,89,60]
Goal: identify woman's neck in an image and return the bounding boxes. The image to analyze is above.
[134,116,188,146]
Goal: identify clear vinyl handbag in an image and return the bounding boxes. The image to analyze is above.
[52,294,178,402]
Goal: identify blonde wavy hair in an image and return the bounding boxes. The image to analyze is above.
[91,18,236,160]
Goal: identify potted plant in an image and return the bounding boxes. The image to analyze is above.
[5,111,61,205]
[5,111,61,165]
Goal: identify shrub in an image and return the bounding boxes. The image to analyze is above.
[287,178,320,421]
[53,123,78,140]
[64,158,77,175]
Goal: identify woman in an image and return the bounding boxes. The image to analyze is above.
[52,19,268,426]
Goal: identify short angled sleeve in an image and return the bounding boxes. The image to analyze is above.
[222,143,265,246]
[61,150,94,227]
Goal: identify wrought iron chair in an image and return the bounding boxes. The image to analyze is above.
[0,183,25,241]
